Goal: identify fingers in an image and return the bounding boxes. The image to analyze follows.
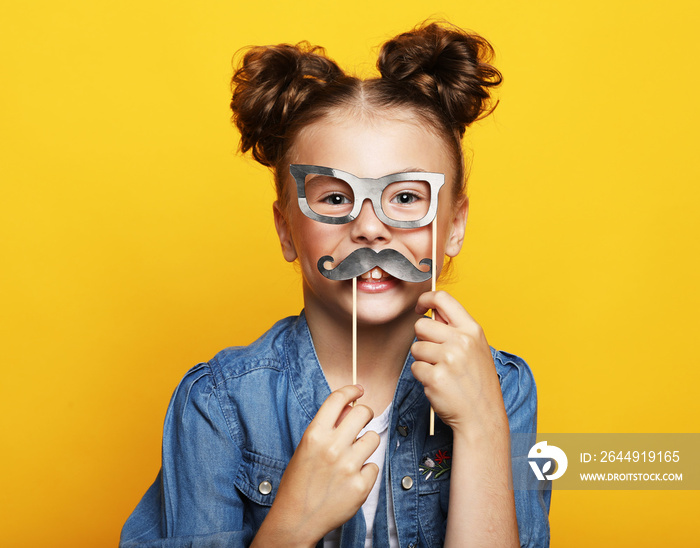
[309,386,377,464]
[335,403,374,440]
[414,316,456,344]
[414,294,486,355]
[411,340,442,365]
[412,330,488,372]
[360,461,380,486]
[415,290,476,330]
[411,359,440,388]
[352,430,381,463]
[411,290,491,394]
[334,403,354,428]
[314,385,364,430]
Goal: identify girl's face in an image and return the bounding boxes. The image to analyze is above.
[274,112,468,326]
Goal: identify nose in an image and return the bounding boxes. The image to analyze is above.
[350,199,391,245]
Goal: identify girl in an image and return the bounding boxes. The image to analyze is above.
[121,21,551,548]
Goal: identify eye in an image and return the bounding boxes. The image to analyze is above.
[391,191,421,205]
[322,193,352,205]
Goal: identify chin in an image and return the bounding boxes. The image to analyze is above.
[354,297,419,327]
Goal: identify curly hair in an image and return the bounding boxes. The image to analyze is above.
[230,21,502,207]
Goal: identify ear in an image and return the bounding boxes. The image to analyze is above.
[444,197,468,257]
[273,201,298,262]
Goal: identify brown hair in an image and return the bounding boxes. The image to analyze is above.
[230,21,502,208]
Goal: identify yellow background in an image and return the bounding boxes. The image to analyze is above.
[1,1,698,546]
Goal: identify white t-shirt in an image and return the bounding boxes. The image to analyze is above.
[323,404,399,547]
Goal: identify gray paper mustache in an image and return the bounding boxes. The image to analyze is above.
[317,248,432,283]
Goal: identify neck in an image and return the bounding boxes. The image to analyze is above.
[304,290,419,415]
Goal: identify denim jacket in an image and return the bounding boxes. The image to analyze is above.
[121,313,551,547]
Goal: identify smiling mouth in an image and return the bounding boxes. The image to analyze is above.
[354,267,400,293]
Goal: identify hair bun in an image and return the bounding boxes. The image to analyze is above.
[377,21,502,134]
[231,42,344,166]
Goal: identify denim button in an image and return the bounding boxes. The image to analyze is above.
[401,476,413,490]
[258,481,272,495]
[397,425,409,437]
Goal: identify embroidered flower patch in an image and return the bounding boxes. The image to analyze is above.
[419,449,451,479]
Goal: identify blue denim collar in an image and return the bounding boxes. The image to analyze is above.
[284,311,333,421]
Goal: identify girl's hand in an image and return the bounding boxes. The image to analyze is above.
[411,290,509,439]
[252,384,380,548]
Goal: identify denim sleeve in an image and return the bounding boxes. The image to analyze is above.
[494,350,552,548]
[120,363,253,548]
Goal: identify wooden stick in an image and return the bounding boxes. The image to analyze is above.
[352,276,357,391]
[430,217,437,435]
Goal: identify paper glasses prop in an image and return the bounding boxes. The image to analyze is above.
[290,164,445,434]
[290,164,444,228]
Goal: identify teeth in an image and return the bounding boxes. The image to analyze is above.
[359,267,387,281]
